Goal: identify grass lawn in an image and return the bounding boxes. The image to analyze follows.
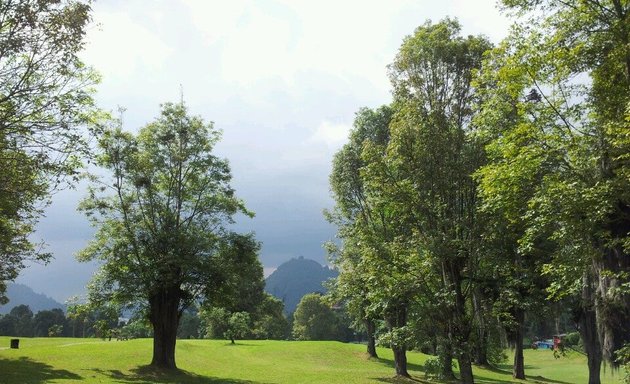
[0,337,623,383]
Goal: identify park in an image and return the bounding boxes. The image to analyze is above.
[1,1,629,383]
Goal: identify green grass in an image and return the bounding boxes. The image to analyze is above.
[0,337,623,383]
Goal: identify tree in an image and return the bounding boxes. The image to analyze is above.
[0,0,99,302]
[251,294,289,340]
[66,296,91,338]
[224,312,250,344]
[328,104,419,376]
[375,19,491,383]
[10,304,34,337]
[327,105,393,359]
[177,309,201,339]
[0,313,16,335]
[33,308,67,337]
[78,102,255,370]
[476,2,630,382]
[292,293,340,341]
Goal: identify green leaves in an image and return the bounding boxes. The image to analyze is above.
[0,0,99,302]
[79,102,256,310]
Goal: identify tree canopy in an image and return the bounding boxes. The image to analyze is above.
[78,102,260,369]
[0,0,99,303]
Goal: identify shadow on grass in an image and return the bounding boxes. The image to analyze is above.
[369,357,430,383]
[478,365,573,384]
[472,375,573,384]
[495,363,538,371]
[373,356,425,373]
[0,356,82,383]
[369,358,572,384]
[90,365,269,384]
[371,375,428,383]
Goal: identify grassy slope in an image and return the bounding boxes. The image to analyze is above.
[0,337,622,383]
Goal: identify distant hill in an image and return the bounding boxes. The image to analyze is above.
[0,283,66,315]
[265,257,338,314]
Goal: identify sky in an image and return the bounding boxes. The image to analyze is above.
[16,0,512,303]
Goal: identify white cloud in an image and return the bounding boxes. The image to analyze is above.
[310,120,351,148]
[82,11,172,79]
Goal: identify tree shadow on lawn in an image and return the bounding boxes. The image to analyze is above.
[90,365,270,384]
[482,365,573,384]
[0,356,82,383]
[373,356,425,373]
[371,375,428,383]
[370,357,429,383]
[370,359,571,384]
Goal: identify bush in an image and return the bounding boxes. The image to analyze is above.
[616,344,630,384]
[563,332,581,348]
[121,320,152,338]
[423,356,456,380]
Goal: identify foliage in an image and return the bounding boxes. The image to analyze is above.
[250,294,289,340]
[367,18,491,381]
[475,2,630,379]
[47,324,63,337]
[33,308,67,337]
[423,356,457,380]
[224,312,250,344]
[617,344,630,384]
[10,304,34,337]
[292,293,341,341]
[201,306,229,339]
[120,319,152,339]
[177,310,201,339]
[78,102,257,369]
[0,0,100,302]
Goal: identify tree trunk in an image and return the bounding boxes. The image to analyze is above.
[439,332,456,380]
[457,349,475,384]
[449,263,474,384]
[365,318,378,358]
[393,346,409,377]
[595,218,630,367]
[512,309,525,380]
[149,286,181,370]
[387,304,409,378]
[580,270,602,384]
[472,288,489,366]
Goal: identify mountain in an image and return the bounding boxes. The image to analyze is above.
[0,283,66,315]
[265,257,338,314]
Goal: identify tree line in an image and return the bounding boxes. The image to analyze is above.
[0,292,356,344]
[327,3,630,384]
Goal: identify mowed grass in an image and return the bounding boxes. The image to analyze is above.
[0,336,623,383]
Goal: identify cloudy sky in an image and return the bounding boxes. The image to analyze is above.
[17,0,511,302]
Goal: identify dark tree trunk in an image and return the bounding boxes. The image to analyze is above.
[149,286,182,370]
[393,346,409,377]
[512,309,525,380]
[439,331,456,380]
[472,288,489,366]
[595,217,630,367]
[365,319,378,358]
[448,263,474,384]
[579,271,602,384]
[457,349,475,384]
[387,304,409,378]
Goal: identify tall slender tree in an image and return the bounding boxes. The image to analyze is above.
[327,106,392,360]
[379,19,491,384]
